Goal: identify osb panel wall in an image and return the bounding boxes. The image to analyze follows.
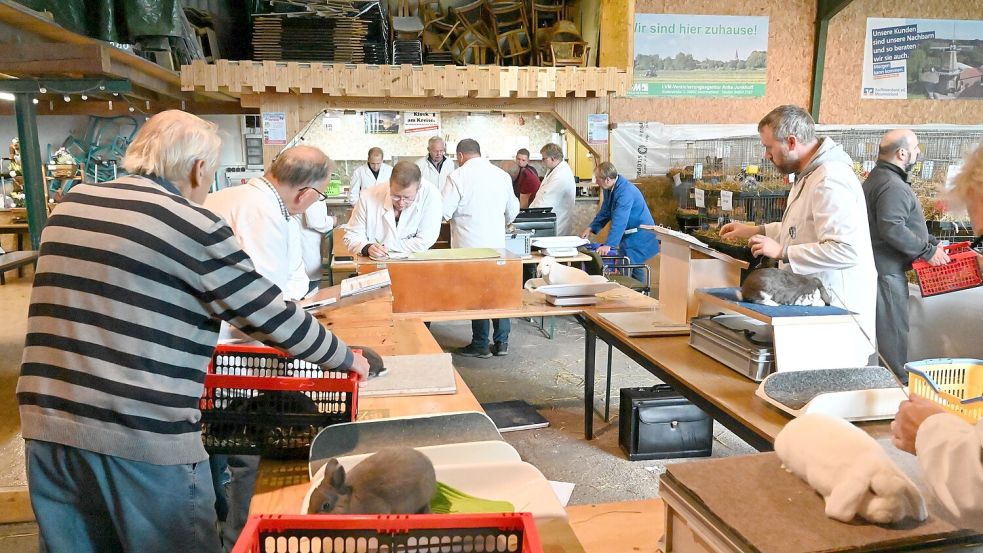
[610,0,816,124]
[821,0,983,124]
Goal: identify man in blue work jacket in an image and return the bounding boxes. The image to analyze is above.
[580,162,660,283]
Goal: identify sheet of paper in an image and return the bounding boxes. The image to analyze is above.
[408,248,500,261]
[359,353,457,397]
[720,190,733,211]
[340,269,391,297]
[548,481,575,507]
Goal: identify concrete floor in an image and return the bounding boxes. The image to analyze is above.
[0,269,757,551]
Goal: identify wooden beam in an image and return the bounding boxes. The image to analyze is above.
[0,43,109,75]
[0,99,254,117]
[242,93,565,113]
[599,0,634,72]
[552,96,610,163]
[0,0,237,105]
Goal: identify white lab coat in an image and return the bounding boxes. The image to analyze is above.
[348,163,393,204]
[286,202,334,298]
[416,156,456,190]
[530,160,577,236]
[344,179,442,254]
[762,138,877,360]
[441,157,519,249]
[204,178,301,342]
[915,414,983,524]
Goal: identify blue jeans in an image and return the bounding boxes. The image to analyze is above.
[471,318,511,349]
[209,454,261,553]
[25,439,221,553]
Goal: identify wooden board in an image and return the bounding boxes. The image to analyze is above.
[663,452,979,553]
[595,310,690,336]
[388,256,523,313]
[359,353,458,398]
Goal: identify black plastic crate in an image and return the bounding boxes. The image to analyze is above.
[200,345,358,458]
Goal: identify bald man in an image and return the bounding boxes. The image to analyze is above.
[862,129,949,382]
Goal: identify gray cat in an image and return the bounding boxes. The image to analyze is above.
[739,268,831,307]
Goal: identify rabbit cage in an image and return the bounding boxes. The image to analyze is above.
[667,127,983,243]
[828,127,982,242]
[667,135,791,234]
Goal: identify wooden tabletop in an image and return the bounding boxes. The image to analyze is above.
[585,313,892,447]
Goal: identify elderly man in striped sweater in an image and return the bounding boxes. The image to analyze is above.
[16,110,368,553]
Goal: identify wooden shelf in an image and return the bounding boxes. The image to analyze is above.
[181,60,630,99]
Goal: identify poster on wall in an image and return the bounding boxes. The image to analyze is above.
[861,18,983,100]
[587,114,609,145]
[262,112,287,145]
[364,111,400,134]
[403,112,441,134]
[630,14,769,98]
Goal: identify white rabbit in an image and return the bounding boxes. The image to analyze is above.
[774,413,927,524]
[537,256,594,285]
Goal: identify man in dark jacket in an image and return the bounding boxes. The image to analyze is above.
[862,129,949,382]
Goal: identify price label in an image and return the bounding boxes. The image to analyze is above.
[921,161,935,179]
[693,163,704,180]
[721,190,734,211]
[673,173,682,186]
[695,188,705,208]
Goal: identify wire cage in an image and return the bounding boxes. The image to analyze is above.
[666,135,791,230]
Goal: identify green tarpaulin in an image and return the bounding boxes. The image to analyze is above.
[15,0,182,43]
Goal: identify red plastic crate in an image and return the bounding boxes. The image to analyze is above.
[232,513,543,553]
[200,345,358,458]
[912,241,983,297]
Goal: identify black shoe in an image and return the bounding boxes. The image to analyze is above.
[493,341,509,356]
[458,344,492,358]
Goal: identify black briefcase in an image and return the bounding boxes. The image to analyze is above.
[618,385,713,461]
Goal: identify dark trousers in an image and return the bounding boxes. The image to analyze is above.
[210,454,261,553]
[471,318,511,349]
[876,272,910,383]
[25,439,221,553]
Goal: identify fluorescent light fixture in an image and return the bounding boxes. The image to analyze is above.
[0,93,14,102]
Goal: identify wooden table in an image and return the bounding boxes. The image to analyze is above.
[0,223,31,276]
[252,285,587,552]
[576,311,892,449]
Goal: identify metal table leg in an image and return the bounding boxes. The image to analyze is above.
[604,342,613,422]
[584,322,596,440]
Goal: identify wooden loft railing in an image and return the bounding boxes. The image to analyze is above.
[181,60,630,99]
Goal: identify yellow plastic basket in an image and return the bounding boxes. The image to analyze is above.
[906,359,983,423]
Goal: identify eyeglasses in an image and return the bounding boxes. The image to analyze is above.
[391,194,416,204]
[303,187,330,201]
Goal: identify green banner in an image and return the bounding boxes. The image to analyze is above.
[630,82,766,97]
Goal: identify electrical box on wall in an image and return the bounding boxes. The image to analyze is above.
[241,116,264,168]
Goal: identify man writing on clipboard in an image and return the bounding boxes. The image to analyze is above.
[344,160,443,258]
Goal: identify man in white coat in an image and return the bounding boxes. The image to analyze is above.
[287,200,334,298]
[892,139,983,526]
[531,141,576,236]
[442,138,520,358]
[344,161,441,257]
[348,147,393,204]
[721,105,877,364]
[416,136,456,189]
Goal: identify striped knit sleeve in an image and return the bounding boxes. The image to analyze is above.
[196,219,354,371]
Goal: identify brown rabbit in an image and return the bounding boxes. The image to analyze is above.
[308,447,437,514]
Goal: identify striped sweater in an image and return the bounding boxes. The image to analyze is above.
[16,175,354,465]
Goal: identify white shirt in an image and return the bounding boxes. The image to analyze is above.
[441,157,519,249]
[348,163,393,204]
[204,178,301,341]
[916,414,983,524]
[416,156,456,190]
[344,179,442,254]
[530,160,577,236]
[286,201,335,298]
